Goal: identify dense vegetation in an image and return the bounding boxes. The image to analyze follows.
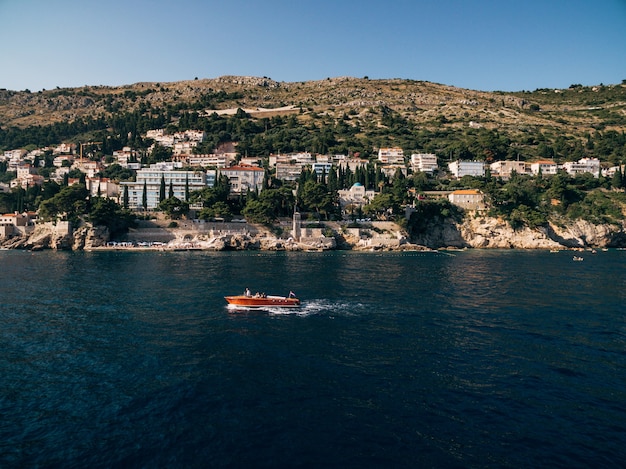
[1,79,625,237]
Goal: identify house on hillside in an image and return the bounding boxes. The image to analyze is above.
[529,160,557,176]
[85,177,119,200]
[448,189,486,211]
[448,160,485,179]
[10,164,44,189]
[0,211,37,238]
[276,163,304,182]
[378,147,404,164]
[490,160,529,180]
[562,158,600,178]
[338,182,376,210]
[337,157,369,172]
[410,153,438,173]
[220,165,265,195]
[72,159,102,178]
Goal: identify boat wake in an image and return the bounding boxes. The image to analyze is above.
[227,299,367,317]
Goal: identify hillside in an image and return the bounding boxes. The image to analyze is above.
[2,76,625,149]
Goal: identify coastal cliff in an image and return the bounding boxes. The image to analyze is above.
[0,222,109,251]
[410,216,626,249]
[3,217,626,251]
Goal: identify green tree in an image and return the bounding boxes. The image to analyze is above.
[159,175,166,202]
[299,179,336,220]
[159,196,189,219]
[38,184,89,225]
[142,181,148,211]
[89,197,134,237]
[364,192,397,219]
[611,166,623,189]
[148,144,172,164]
[198,201,233,221]
[242,198,275,224]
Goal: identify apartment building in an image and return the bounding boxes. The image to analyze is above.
[410,153,438,173]
[448,160,485,178]
[220,165,265,195]
[378,147,404,164]
[119,165,216,210]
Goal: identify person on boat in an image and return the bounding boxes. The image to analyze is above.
[244,288,251,297]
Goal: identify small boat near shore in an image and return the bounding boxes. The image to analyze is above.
[225,290,300,309]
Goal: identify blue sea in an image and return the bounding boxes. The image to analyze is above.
[1,249,625,468]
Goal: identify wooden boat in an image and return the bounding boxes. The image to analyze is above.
[225,291,300,308]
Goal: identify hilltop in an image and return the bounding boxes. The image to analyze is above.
[2,76,625,147]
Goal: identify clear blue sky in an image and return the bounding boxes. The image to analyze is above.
[1,0,625,92]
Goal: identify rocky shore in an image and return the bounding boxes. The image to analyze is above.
[2,216,626,252]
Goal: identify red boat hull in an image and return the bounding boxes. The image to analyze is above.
[225,295,301,308]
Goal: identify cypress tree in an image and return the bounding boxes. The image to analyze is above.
[142,181,148,211]
[327,165,338,193]
[611,166,622,189]
[159,175,166,202]
[123,185,129,209]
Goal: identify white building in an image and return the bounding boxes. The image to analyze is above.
[2,149,27,161]
[489,160,529,180]
[53,155,74,168]
[119,166,216,210]
[113,147,137,166]
[275,163,304,182]
[85,177,120,200]
[269,152,315,168]
[338,182,376,209]
[337,158,369,173]
[312,162,333,179]
[72,159,102,178]
[239,157,261,167]
[0,211,37,238]
[448,160,485,178]
[174,130,206,142]
[173,141,199,155]
[410,153,438,173]
[379,164,408,179]
[529,160,558,176]
[378,147,404,164]
[562,158,601,178]
[11,164,44,189]
[220,165,265,195]
[53,143,75,155]
[146,129,164,139]
[602,164,625,178]
[182,154,232,168]
[448,189,486,211]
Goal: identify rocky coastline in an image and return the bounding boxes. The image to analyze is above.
[2,216,626,252]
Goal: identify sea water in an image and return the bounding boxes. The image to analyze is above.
[1,249,625,467]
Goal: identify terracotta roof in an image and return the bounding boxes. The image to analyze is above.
[451,189,481,195]
[224,165,264,171]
